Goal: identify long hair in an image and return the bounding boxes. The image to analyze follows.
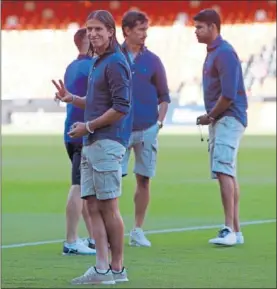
[86,10,122,55]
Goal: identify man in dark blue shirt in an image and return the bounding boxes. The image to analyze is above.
[62,28,96,256]
[194,9,248,246]
[53,10,131,285]
[120,10,171,247]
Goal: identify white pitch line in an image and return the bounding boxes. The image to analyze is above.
[1,219,276,249]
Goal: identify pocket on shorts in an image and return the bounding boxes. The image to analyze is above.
[213,143,235,166]
[144,124,159,143]
[150,142,158,166]
[92,160,121,194]
[80,154,89,170]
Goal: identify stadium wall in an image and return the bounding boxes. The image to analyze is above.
[2,101,276,136]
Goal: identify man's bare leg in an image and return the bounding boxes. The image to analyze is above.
[86,196,110,270]
[233,178,241,232]
[99,198,124,271]
[82,200,94,240]
[66,185,83,243]
[134,174,150,228]
[217,173,235,230]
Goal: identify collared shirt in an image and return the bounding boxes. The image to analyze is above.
[203,35,248,127]
[83,45,132,148]
[122,42,171,131]
[64,54,92,143]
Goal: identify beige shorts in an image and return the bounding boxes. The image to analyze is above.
[81,139,126,200]
[121,123,159,178]
[209,116,245,179]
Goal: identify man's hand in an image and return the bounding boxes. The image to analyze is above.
[68,122,88,138]
[52,79,74,103]
[196,114,214,126]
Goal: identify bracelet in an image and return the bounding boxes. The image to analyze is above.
[69,94,76,104]
[85,121,94,134]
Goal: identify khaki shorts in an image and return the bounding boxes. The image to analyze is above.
[122,123,159,178]
[209,116,245,179]
[81,139,126,200]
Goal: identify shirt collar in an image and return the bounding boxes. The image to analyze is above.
[207,35,223,52]
[94,42,119,59]
[121,41,147,54]
[77,54,91,60]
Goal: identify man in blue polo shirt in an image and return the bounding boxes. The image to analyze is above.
[62,28,95,255]
[194,9,248,246]
[120,10,171,247]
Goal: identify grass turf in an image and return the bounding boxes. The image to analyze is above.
[1,135,276,288]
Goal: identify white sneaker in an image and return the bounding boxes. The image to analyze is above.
[208,226,237,246]
[111,267,129,283]
[236,232,244,244]
[83,238,96,250]
[71,266,115,285]
[63,239,96,255]
[129,228,151,247]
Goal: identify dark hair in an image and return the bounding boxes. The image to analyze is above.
[193,9,221,33]
[74,28,86,50]
[74,28,93,56]
[86,10,121,54]
[121,10,149,37]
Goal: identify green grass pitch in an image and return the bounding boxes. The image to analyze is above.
[1,134,276,288]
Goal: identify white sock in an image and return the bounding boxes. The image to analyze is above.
[112,270,121,273]
[89,238,95,244]
[66,241,77,247]
[236,232,243,236]
[95,268,109,274]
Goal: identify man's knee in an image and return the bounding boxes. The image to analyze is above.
[86,196,99,215]
[136,174,150,190]
[216,172,234,180]
[67,185,81,203]
[82,199,89,215]
[70,184,81,191]
[98,198,119,215]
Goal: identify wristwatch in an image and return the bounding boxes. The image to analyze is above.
[157,121,163,129]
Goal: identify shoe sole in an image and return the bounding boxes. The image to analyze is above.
[71,280,116,285]
[213,243,236,246]
[114,277,129,283]
[209,241,237,246]
[129,240,151,247]
[62,252,96,256]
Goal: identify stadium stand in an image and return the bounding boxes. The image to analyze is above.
[2,1,276,104]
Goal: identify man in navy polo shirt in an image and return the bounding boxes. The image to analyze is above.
[53,10,132,285]
[194,9,248,246]
[62,28,95,255]
[120,10,171,247]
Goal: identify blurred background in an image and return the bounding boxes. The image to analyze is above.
[1,0,276,134]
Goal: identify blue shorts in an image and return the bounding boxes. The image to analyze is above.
[208,116,245,179]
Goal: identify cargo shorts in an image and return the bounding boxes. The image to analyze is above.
[208,116,245,179]
[121,123,159,178]
[81,139,126,200]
